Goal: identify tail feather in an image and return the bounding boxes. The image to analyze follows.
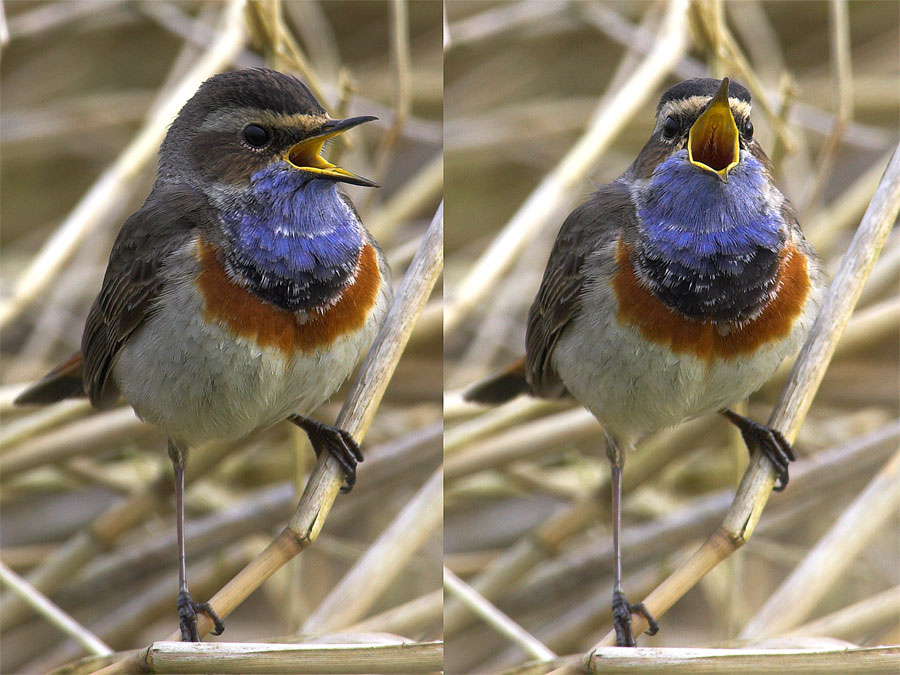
[463,357,531,405]
[14,353,86,405]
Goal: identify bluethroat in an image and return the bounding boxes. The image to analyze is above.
[16,68,392,641]
[466,78,825,646]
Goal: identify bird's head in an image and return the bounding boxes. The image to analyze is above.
[158,68,377,194]
[630,77,766,183]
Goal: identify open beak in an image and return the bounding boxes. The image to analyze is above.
[688,78,739,182]
[285,115,378,187]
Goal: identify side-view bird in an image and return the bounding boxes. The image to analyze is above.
[15,68,392,641]
[465,78,824,646]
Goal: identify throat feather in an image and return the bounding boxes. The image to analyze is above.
[633,152,784,322]
[613,240,810,362]
[196,240,382,355]
[222,165,365,312]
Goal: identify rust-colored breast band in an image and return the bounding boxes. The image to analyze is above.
[612,239,810,361]
[196,240,381,356]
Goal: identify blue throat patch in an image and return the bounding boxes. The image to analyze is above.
[222,162,364,312]
[633,151,785,322]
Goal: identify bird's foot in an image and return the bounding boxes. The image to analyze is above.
[289,416,363,493]
[612,590,658,647]
[722,410,795,491]
[177,590,224,642]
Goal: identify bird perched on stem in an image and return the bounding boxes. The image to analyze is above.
[465,77,824,646]
[15,68,392,641]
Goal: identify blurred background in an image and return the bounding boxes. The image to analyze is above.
[3,0,900,672]
[1,1,442,672]
[444,1,898,672]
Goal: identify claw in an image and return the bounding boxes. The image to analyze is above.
[289,416,363,492]
[631,601,659,636]
[721,410,795,491]
[612,590,658,646]
[177,590,224,642]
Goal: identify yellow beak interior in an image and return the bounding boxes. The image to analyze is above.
[286,132,353,180]
[283,115,378,187]
[687,78,740,180]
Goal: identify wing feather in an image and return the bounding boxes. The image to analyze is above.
[82,186,214,408]
[525,181,637,398]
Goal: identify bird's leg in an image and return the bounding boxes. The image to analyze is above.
[607,436,658,647]
[167,440,224,642]
[720,409,795,491]
[288,415,363,493]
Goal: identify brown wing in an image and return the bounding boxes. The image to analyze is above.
[82,186,214,408]
[525,181,637,398]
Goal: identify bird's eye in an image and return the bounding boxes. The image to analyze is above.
[742,119,754,140]
[242,124,270,148]
[662,116,679,139]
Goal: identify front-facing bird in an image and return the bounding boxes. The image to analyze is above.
[16,68,392,641]
[466,78,824,646]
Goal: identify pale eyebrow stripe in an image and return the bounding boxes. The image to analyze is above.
[657,96,752,125]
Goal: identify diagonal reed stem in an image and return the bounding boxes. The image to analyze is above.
[0,0,246,329]
[444,0,689,333]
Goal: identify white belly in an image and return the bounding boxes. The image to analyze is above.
[112,255,390,448]
[553,278,820,447]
